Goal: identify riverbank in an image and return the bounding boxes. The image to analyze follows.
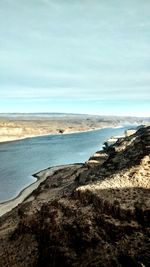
[0,164,82,217]
[0,114,149,143]
[0,125,111,144]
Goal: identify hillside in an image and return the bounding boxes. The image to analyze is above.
[0,125,150,266]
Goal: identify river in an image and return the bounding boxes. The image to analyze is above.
[0,126,134,203]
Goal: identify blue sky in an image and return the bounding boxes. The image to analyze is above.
[0,0,150,116]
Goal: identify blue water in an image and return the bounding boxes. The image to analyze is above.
[0,127,133,202]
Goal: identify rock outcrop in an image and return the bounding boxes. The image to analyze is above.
[0,126,150,267]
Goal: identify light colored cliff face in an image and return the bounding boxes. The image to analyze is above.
[0,126,150,267]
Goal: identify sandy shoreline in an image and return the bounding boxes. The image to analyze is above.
[1,114,138,144]
[0,114,148,143]
[0,124,123,144]
[0,164,76,217]
[0,125,114,144]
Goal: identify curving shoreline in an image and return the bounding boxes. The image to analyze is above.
[0,164,78,217]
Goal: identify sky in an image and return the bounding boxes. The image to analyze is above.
[0,0,150,116]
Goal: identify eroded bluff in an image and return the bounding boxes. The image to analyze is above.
[0,126,150,267]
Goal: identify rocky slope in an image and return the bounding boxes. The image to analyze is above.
[0,126,150,267]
